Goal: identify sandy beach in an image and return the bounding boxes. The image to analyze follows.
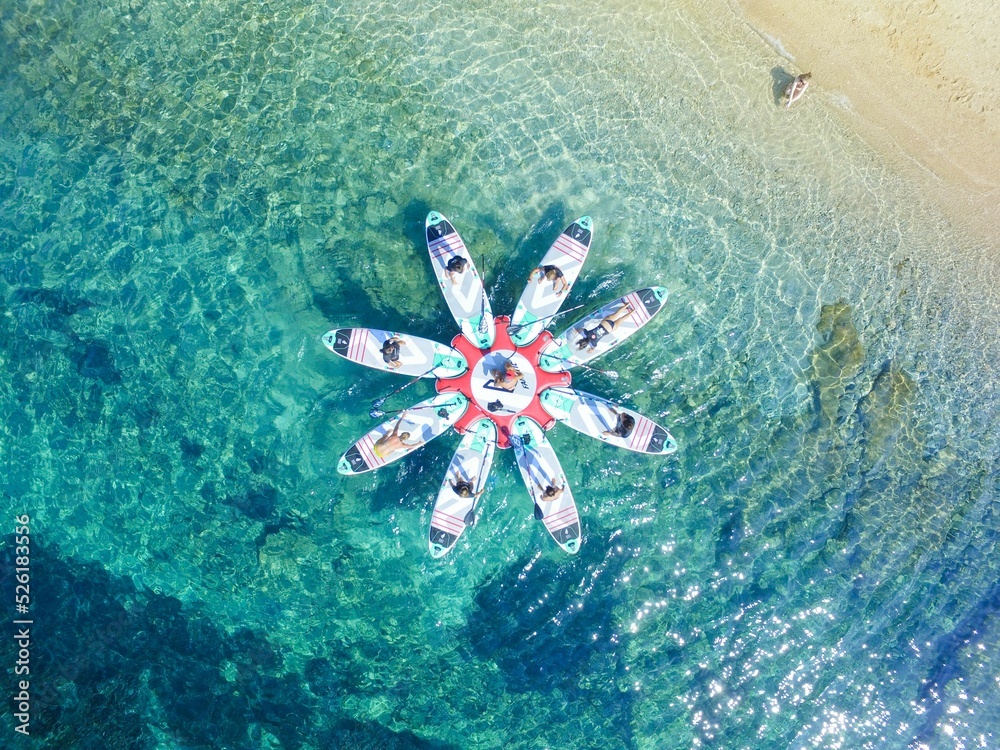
[737,0,1000,251]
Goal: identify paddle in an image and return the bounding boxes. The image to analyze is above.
[477,253,489,337]
[505,428,545,520]
[464,438,495,527]
[369,366,438,418]
[380,396,465,418]
[541,354,619,379]
[507,304,585,335]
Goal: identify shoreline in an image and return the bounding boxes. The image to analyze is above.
[735,0,1000,254]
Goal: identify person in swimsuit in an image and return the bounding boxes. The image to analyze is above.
[601,406,636,439]
[529,264,569,295]
[534,479,564,502]
[490,360,524,391]
[373,412,423,458]
[445,256,469,285]
[575,302,635,351]
[449,470,483,499]
[784,72,811,108]
[380,336,405,369]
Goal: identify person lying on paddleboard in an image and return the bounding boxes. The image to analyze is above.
[602,406,636,439]
[373,412,423,458]
[449,470,484,499]
[445,255,469,285]
[490,360,524,391]
[380,336,405,369]
[534,479,564,502]
[575,302,635,351]
[784,72,811,108]
[529,264,569,295]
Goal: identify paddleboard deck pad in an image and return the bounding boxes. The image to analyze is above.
[428,418,498,557]
[539,287,668,371]
[338,393,469,475]
[539,387,678,455]
[511,416,581,554]
[510,216,593,346]
[323,328,467,379]
[426,211,496,349]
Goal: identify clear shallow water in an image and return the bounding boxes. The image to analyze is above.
[1,0,998,747]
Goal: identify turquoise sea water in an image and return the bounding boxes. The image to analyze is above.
[2,0,999,747]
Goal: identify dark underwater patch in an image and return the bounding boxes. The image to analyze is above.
[0,540,449,749]
[75,339,123,385]
[462,553,637,748]
[225,483,279,521]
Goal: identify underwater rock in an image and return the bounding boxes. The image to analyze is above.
[257,530,318,581]
[857,362,918,473]
[0,541,320,748]
[180,436,205,460]
[76,339,123,385]
[225,484,279,521]
[809,302,864,427]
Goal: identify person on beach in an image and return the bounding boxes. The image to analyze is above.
[784,72,812,108]
[490,360,524,391]
[445,255,469,285]
[529,264,569,295]
[380,336,405,369]
[602,406,636,439]
[449,470,483,499]
[534,479,564,502]
[575,302,635,351]
[373,412,423,458]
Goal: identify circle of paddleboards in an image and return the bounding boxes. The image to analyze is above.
[323,327,467,379]
[510,416,581,555]
[428,418,497,558]
[509,216,593,347]
[539,386,678,455]
[337,393,469,475]
[331,210,676,557]
[426,211,496,349]
[539,287,668,372]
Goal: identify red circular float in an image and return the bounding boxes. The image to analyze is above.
[435,316,571,448]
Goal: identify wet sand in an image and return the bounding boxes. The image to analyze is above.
[737,0,1000,251]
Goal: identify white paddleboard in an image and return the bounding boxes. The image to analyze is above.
[337,393,468,475]
[510,416,581,554]
[539,287,668,371]
[509,216,593,346]
[323,328,467,379]
[426,212,496,349]
[428,418,498,557]
[539,386,677,455]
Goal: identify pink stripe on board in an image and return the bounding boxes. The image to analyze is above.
[553,235,587,263]
[544,506,579,530]
[626,293,650,325]
[431,510,466,535]
[356,434,381,468]
[628,417,655,451]
[348,329,366,361]
[429,235,466,259]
